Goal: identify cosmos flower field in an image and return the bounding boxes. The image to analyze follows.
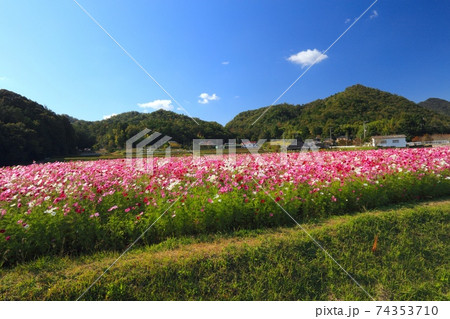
[1,147,449,266]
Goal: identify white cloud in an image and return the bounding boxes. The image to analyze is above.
[137,99,174,111]
[345,18,351,24]
[221,61,230,65]
[176,107,183,111]
[198,93,219,104]
[0,76,7,81]
[287,49,328,68]
[370,10,378,19]
[103,113,117,120]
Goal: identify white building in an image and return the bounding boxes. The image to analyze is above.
[371,135,407,148]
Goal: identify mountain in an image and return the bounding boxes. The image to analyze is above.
[0,89,76,166]
[225,84,450,140]
[72,110,231,151]
[418,98,450,117]
[2,85,450,166]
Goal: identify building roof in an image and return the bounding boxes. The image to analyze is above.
[371,135,406,140]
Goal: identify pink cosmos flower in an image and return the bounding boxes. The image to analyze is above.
[108,205,118,212]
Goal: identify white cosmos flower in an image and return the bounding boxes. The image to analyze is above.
[44,207,58,215]
[167,180,180,190]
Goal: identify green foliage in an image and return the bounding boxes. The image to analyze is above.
[0,90,76,166]
[1,170,449,266]
[226,84,450,140]
[72,110,232,152]
[419,98,450,117]
[1,201,448,300]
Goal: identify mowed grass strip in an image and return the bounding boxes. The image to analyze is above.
[1,200,449,301]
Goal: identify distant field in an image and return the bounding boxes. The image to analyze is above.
[49,147,253,162]
[1,199,448,300]
[49,146,379,163]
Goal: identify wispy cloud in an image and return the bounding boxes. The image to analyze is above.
[0,76,7,81]
[103,113,117,120]
[138,99,174,111]
[370,10,378,19]
[221,61,230,65]
[287,49,328,68]
[198,93,219,104]
[345,18,351,24]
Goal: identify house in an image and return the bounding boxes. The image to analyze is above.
[371,135,407,148]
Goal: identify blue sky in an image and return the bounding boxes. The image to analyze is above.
[0,0,449,125]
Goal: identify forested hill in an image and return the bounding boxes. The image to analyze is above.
[225,84,450,140]
[73,110,230,151]
[0,89,76,166]
[2,85,450,166]
[418,98,450,117]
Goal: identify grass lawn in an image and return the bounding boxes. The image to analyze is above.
[1,199,449,301]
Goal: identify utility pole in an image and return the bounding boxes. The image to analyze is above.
[363,121,366,140]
